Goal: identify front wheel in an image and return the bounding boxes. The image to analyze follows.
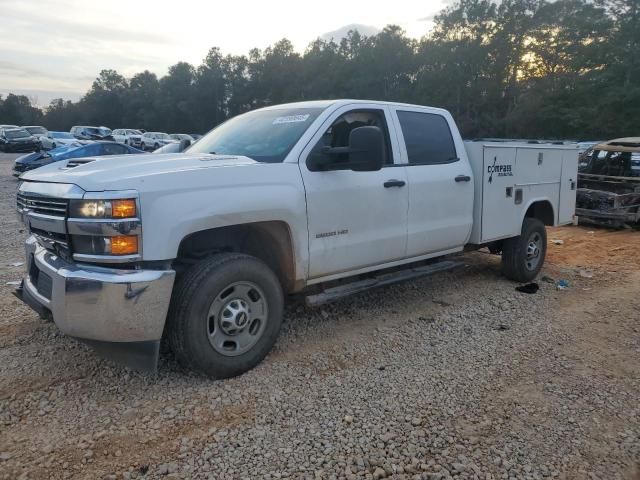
[167,253,284,379]
[501,217,547,283]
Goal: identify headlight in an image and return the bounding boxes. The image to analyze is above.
[68,196,141,261]
[69,199,137,218]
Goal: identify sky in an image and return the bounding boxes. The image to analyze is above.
[0,0,450,106]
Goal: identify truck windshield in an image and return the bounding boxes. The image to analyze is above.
[188,107,324,163]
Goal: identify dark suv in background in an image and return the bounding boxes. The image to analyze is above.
[0,127,40,153]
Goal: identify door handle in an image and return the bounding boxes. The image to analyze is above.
[384,179,406,188]
[455,175,471,182]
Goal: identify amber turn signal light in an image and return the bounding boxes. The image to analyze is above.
[111,199,137,218]
[110,235,138,255]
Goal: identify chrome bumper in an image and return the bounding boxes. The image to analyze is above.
[19,236,175,371]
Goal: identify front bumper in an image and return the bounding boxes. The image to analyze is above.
[16,236,176,371]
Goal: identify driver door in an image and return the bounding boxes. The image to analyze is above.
[299,105,408,279]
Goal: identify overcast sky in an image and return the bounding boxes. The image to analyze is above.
[0,0,449,106]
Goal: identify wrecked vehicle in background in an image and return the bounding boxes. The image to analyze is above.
[577,137,640,228]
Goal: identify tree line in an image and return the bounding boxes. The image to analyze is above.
[1,0,638,140]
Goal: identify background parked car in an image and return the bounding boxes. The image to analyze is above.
[0,124,19,129]
[189,133,203,141]
[22,126,53,149]
[13,141,145,176]
[0,127,40,153]
[112,129,144,148]
[140,132,177,151]
[169,133,194,142]
[46,131,83,149]
[70,126,114,141]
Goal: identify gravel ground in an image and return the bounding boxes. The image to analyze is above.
[0,152,638,480]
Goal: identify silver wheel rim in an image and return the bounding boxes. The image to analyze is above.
[206,281,268,357]
[525,232,543,271]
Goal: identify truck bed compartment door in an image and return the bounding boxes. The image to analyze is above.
[481,147,520,242]
[559,149,579,224]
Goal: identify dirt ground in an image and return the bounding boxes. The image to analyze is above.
[0,153,638,480]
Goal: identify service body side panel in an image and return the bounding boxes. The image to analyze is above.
[480,145,521,242]
[465,142,579,244]
[559,149,579,224]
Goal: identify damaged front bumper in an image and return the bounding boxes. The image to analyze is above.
[15,236,175,371]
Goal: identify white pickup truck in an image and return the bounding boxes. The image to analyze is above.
[15,100,578,378]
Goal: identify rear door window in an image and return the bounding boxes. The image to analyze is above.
[396,111,457,165]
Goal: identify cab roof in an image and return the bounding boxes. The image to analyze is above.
[259,99,449,112]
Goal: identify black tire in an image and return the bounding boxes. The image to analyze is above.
[154,142,159,150]
[502,217,547,283]
[52,143,57,149]
[141,142,146,151]
[166,253,284,379]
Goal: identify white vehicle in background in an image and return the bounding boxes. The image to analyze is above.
[23,126,51,149]
[14,99,578,378]
[140,132,177,151]
[112,129,144,148]
[46,131,82,149]
[169,133,194,143]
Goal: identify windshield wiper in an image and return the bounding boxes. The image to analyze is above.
[208,151,217,154]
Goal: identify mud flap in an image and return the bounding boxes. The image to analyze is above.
[78,338,160,373]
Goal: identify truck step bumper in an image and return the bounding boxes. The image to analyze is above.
[17,236,176,372]
[306,259,463,306]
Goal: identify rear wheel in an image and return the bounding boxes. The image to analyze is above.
[167,253,283,379]
[141,142,146,151]
[502,217,547,282]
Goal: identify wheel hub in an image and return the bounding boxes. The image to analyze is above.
[220,299,250,335]
[206,281,268,357]
[525,233,543,271]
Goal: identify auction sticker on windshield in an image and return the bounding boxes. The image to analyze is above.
[272,114,310,124]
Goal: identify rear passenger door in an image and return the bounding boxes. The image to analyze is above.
[392,108,474,256]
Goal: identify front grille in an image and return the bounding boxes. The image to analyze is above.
[17,193,68,217]
[30,227,69,247]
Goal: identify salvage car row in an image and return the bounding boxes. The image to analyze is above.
[1,123,201,153]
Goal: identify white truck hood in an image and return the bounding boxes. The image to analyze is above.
[20,153,259,192]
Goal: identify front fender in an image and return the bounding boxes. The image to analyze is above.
[138,164,309,281]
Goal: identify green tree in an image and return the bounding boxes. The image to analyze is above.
[0,94,43,125]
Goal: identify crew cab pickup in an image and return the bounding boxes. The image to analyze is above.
[14,100,578,378]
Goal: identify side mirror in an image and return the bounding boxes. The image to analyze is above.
[179,138,191,152]
[308,126,384,172]
[347,126,384,171]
